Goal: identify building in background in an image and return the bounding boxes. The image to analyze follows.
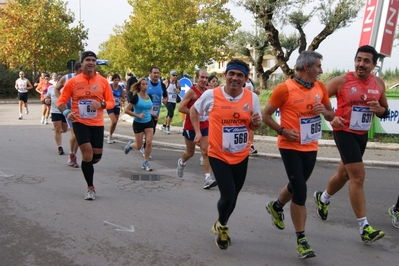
[207,46,283,84]
[0,0,5,8]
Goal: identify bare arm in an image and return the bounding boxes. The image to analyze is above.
[54,76,66,97]
[178,89,195,114]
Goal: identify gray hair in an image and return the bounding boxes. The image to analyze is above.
[295,51,323,71]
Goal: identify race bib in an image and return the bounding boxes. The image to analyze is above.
[78,100,97,118]
[349,105,372,131]
[153,103,160,113]
[222,125,248,153]
[299,115,322,144]
[114,97,120,106]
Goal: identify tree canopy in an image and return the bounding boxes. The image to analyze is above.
[234,0,362,88]
[98,0,240,77]
[0,0,88,75]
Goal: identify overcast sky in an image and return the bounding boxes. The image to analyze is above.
[67,0,399,72]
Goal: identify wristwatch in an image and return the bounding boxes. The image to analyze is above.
[277,127,285,135]
[101,101,106,109]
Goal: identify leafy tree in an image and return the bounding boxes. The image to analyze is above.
[106,0,240,77]
[0,0,88,78]
[97,25,130,78]
[234,0,362,87]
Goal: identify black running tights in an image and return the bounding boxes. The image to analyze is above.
[209,156,249,225]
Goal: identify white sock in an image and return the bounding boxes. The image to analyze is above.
[357,217,368,233]
[321,190,331,204]
[205,173,211,180]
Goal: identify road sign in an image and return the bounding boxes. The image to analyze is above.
[96,59,109,65]
[179,77,192,98]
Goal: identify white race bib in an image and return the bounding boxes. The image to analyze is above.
[299,115,322,144]
[78,100,97,118]
[222,125,248,153]
[153,103,160,112]
[349,105,372,131]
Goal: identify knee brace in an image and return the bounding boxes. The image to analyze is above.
[91,153,102,164]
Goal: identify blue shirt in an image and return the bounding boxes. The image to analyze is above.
[146,78,163,116]
[132,94,153,123]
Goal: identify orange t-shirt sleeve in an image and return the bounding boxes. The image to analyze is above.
[268,83,288,108]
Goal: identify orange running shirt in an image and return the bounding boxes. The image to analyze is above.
[208,87,253,164]
[269,79,330,152]
[334,72,382,135]
[57,73,115,126]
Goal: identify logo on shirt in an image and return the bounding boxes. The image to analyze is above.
[233,112,240,119]
[93,85,98,91]
[350,87,357,94]
[243,104,250,112]
[315,94,320,102]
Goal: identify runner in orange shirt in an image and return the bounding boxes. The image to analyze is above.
[262,51,334,259]
[57,51,115,200]
[190,59,262,250]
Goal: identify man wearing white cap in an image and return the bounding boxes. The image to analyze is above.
[161,70,181,134]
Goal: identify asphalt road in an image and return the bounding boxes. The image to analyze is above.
[0,103,398,266]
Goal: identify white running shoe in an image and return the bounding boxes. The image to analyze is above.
[203,176,217,189]
[25,108,29,115]
[40,117,45,124]
[176,158,186,178]
[45,119,48,125]
[199,156,204,166]
[18,115,23,120]
[84,187,96,200]
[140,147,152,159]
[107,136,115,144]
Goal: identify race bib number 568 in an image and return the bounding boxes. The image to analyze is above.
[222,125,248,153]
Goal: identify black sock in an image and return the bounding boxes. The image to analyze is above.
[274,200,285,211]
[81,161,94,187]
[296,231,305,242]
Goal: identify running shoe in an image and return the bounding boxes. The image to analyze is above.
[18,115,23,120]
[265,200,285,230]
[107,136,115,144]
[211,221,230,250]
[314,191,329,220]
[25,108,29,115]
[124,139,134,154]
[142,161,153,171]
[40,117,45,124]
[176,158,186,178]
[199,156,203,166]
[58,146,65,155]
[84,186,96,200]
[45,118,48,125]
[250,144,258,154]
[361,224,385,243]
[140,147,152,159]
[297,237,316,259]
[166,126,170,134]
[203,176,217,189]
[68,153,79,168]
[161,125,166,132]
[388,205,399,228]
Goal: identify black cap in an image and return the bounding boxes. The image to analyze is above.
[80,51,97,62]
